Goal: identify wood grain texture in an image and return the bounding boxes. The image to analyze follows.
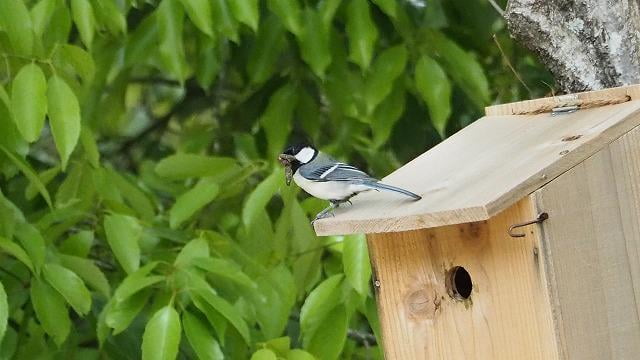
[533,125,640,359]
[485,84,640,116]
[368,198,558,359]
[315,100,640,236]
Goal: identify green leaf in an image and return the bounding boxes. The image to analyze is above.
[211,0,238,41]
[290,200,322,296]
[192,292,228,345]
[71,0,96,48]
[158,0,188,81]
[195,33,220,89]
[319,0,341,27]
[59,254,111,298]
[107,169,155,222]
[265,336,290,355]
[10,63,47,142]
[364,45,407,115]
[342,234,372,296]
[170,180,220,229]
[0,236,34,273]
[179,0,213,36]
[80,127,100,168]
[113,262,161,302]
[428,31,489,108]
[14,223,45,275]
[251,349,277,360]
[192,257,256,289]
[42,2,72,50]
[155,154,237,180]
[0,281,7,344]
[0,93,27,157]
[124,13,159,67]
[300,274,344,344]
[415,55,452,138]
[174,237,209,268]
[47,75,81,171]
[60,230,94,258]
[371,82,405,147]
[30,0,56,38]
[53,44,96,83]
[43,263,92,315]
[372,0,397,18]
[252,265,295,340]
[31,278,71,346]
[25,166,59,201]
[195,289,251,344]
[92,0,126,35]
[0,146,52,207]
[228,0,259,31]
[183,311,224,360]
[105,290,152,334]
[299,8,331,78]
[306,305,347,360]
[242,168,282,229]
[0,85,9,107]
[346,0,378,71]
[267,0,302,36]
[288,349,316,360]
[0,0,34,56]
[247,15,285,84]
[104,214,142,274]
[142,306,181,360]
[260,86,299,159]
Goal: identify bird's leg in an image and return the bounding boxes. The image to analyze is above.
[311,201,339,224]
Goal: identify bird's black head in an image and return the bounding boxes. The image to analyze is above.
[279,143,317,172]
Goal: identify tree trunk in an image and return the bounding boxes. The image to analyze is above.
[505,0,640,92]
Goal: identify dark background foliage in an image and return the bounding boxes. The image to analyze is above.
[0,0,553,358]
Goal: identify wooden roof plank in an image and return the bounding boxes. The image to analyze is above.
[314,100,640,236]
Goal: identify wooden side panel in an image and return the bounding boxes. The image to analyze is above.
[367,198,558,359]
[485,84,640,116]
[533,125,640,359]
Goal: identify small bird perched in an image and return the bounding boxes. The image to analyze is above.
[278,143,421,221]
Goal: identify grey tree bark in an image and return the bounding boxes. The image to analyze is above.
[505,0,640,92]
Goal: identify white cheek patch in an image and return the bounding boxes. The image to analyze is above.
[295,147,315,163]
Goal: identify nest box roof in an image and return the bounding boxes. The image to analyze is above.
[314,85,640,236]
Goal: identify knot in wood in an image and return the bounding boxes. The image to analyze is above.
[406,288,439,320]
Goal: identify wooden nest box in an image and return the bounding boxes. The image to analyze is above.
[315,85,640,359]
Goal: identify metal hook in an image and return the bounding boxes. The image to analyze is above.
[508,212,549,238]
[551,105,579,116]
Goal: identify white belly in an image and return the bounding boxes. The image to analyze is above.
[293,172,370,201]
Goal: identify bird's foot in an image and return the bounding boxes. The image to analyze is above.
[311,203,338,225]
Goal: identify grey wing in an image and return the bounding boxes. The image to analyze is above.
[299,159,375,182]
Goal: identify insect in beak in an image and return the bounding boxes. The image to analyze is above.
[278,153,296,185]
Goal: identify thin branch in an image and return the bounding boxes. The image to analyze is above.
[487,0,505,17]
[347,329,377,347]
[116,110,176,154]
[0,266,28,286]
[492,34,533,97]
[130,76,181,87]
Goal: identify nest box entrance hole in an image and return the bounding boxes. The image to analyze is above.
[446,266,472,300]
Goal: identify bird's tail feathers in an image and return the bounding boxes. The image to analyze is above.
[363,181,422,200]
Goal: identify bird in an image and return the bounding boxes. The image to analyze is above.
[278,143,422,221]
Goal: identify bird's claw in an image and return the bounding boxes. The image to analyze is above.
[311,209,335,225]
[310,204,337,225]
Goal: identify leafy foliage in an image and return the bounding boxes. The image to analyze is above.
[0,0,552,358]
